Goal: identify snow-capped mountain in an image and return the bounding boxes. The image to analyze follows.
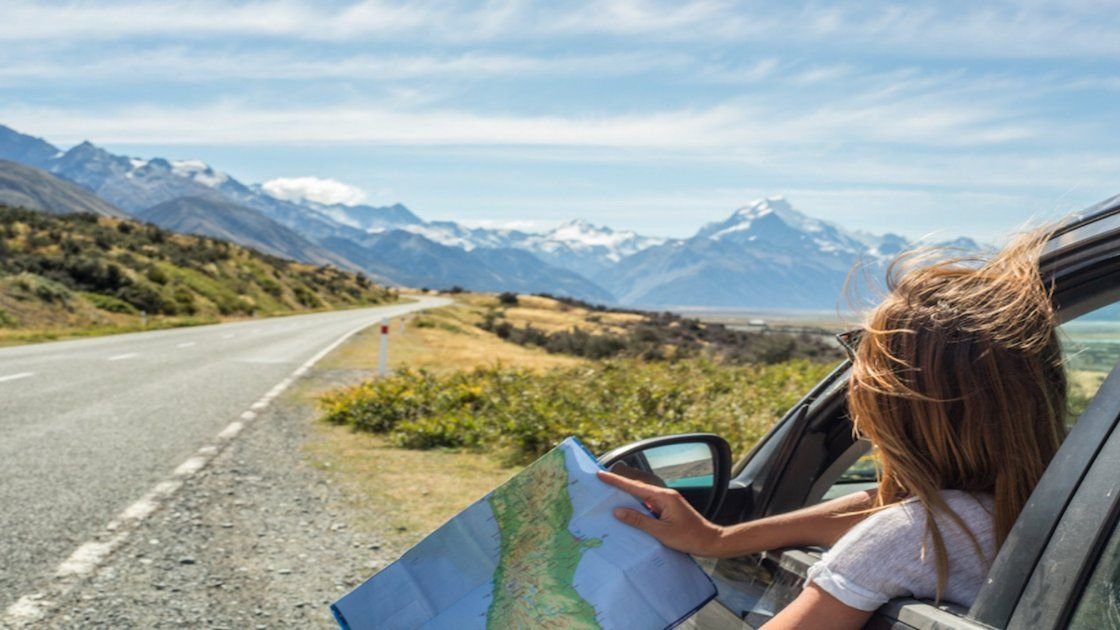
[512,220,666,279]
[695,196,868,259]
[602,197,898,308]
[0,124,624,302]
[0,122,984,309]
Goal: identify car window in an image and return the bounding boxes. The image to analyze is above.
[1060,302,1120,420]
[820,303,1120,502]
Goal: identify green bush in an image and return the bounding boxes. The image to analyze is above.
[81,291,138,314]
[320,358,834,463]
[14,272,73,303]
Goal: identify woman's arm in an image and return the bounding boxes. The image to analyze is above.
[597,470,875,558]
[761,584,873,629]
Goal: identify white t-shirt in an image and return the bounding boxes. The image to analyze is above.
[805,490,997,611]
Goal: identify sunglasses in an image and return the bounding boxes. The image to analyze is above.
[835,328,864,362]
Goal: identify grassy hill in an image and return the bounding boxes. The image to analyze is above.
[0,205,396,343]
[0,159,129,218]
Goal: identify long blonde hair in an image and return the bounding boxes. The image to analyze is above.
[848,229,1066,599]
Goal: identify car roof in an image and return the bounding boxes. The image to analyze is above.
[1045,193,1120,258]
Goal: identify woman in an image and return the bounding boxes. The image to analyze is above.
[599,229,1067,629]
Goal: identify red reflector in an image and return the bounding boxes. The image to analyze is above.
[380,325,389,334]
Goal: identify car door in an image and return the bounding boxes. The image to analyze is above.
[675,195,1120,628]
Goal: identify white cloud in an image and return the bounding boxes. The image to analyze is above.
[455,218,557,232]
[0,48,681,83]
[1,87,1043,150]
[1,1,1117,59]
[261,176,368,206]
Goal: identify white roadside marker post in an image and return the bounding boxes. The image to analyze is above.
[379,319,389,377]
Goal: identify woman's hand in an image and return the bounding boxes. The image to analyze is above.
[597,470,725,557]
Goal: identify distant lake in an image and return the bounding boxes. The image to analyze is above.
[672,307,857,331]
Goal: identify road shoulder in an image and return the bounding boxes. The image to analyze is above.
[37,366,390,628]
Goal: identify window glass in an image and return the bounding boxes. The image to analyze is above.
[1060,302,1120,421]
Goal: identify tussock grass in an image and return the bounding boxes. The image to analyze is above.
[305,429,516,548]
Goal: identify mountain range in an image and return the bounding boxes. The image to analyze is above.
[0,123,974,309]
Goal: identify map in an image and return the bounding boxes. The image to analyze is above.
[330,437,717,629]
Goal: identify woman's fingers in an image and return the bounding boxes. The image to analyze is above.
[612,507,665,537]
[597,469,662,503]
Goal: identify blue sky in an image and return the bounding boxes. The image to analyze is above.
[1,0,1117,241]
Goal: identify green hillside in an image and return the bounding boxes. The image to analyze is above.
[0,205,396,342]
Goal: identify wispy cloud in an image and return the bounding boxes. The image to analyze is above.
[3,1,1119,58]
[0,47,686,83]
[0,90,1043,151]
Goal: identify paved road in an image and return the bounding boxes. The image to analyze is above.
[0,297,447,613]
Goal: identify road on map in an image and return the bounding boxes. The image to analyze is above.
[0,297,447,612]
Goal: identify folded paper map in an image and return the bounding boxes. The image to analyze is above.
[330,437,717,629]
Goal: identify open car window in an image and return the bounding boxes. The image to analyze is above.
[702,300,1120,628]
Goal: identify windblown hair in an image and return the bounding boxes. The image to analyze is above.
[848,229,1067,599]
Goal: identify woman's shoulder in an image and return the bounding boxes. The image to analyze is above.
[829,490,995,564]
[890,490,995,532]
[806,490,997,610]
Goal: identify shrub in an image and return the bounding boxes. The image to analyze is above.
[146,266,169,285]
[498,291,519,305]
[320,359,834,463]
[82,291,138,314]
[14,272,72,303]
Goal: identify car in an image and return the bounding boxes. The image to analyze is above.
[597,193,1120,630]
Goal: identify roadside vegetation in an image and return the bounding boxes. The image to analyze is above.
[322,358,832,465]
[0,205,395,344]
[310,292,842,543]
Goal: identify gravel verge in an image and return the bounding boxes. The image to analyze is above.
[35,367,393,629]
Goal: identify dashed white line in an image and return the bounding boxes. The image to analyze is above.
[176,342,196,349]
[0,372,34,383]
[2,311,416,627]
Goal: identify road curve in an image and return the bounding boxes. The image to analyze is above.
[0,297,448,612]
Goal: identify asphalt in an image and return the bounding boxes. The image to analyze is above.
[0,297,447,614]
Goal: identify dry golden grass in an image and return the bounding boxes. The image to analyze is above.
[504,294,640,334]
[305,428,517,549]
[319,297,585,375]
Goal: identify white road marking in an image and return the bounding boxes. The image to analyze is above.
[176,342,196,349]
[0,372,34,383]
[216,421,244,441]
[107,353,138,361]
[173,455,209,477]
[3,311,418,627]
[56,534,128,578]
[4,594,51,625]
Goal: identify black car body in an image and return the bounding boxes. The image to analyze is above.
[600,193,1120,629]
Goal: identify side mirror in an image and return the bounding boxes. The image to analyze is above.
[598,433,732,520]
